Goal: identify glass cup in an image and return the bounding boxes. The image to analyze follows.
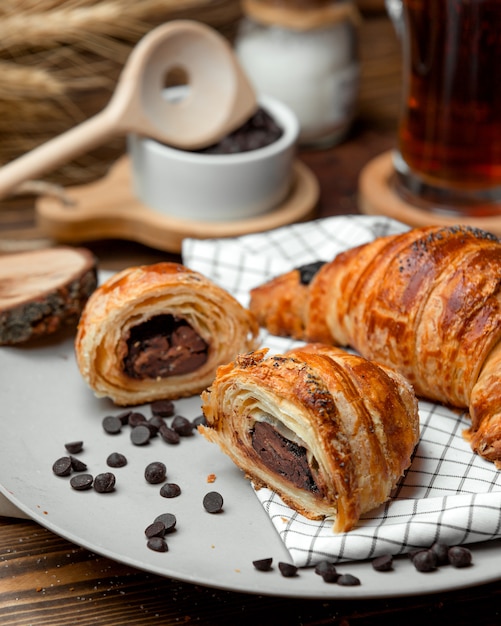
[387,0,501,216]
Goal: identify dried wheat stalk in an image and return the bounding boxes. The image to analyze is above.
[0,0,241,184]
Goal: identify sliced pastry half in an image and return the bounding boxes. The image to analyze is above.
[200,343,419,532]
[75,262,259,405]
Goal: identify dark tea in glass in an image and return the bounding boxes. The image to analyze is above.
[393,0,501,215]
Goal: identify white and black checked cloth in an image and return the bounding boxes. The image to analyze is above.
[183,215,501,566]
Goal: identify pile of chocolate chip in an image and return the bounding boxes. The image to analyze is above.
[194,107,283,155]
[51,399,224,554]
[253,557,361,585]
[371,544,473,573]
[100,399,204,445]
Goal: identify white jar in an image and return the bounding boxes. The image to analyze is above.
[235,0,360,148]
[128,93,299,221]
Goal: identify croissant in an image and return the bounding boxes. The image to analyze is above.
[249,225,501,466]
[75,262,259,405]
[200,344,419,532]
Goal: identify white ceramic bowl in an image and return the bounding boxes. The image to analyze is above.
[127,93,299,221]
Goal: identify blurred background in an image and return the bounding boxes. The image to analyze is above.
[0,0,401,251]
[0,0,399,185]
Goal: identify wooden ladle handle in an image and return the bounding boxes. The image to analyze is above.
[0,110,117,201]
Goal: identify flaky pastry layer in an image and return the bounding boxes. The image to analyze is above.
[75,262,259,405]
[200,344,419,532]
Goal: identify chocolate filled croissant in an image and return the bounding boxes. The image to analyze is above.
[249,225,501,466]
[75,262,259,405]
[200,344,419,532]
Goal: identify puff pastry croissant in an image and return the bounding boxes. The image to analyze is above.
[75,262,259,405]
[249,225,501,466]
[200,344,419,532]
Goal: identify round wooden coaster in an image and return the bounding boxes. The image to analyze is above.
[36,156,319,253]
[358,151,501,237]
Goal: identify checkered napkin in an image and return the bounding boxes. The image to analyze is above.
[183,215,501,566]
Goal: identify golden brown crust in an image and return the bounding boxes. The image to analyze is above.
[249,225,501,465]
[248,268,310,340]
[466,340,501,467]
[200,344,419,532]
[75,262,259,405]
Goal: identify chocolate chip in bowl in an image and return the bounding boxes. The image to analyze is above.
[193,106,283,155]
[127,92,299,222]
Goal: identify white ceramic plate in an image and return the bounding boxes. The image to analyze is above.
[1,331,500,600]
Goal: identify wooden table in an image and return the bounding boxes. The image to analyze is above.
[2,11,501,626]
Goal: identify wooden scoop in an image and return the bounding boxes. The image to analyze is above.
[0,20,257,201]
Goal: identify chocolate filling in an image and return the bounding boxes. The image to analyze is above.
[297,260,326,285]
[123,314,208,380]
[251,421,320,493]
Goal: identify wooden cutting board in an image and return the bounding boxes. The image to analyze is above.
[36,156,319,253]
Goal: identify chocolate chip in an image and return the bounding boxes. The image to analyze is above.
[102,415,122,434]
[253,557,273,572]
[372,554,393,572]
[128,411,147,427]
[144,461,167,484]
[116,410,132,425]
[147,416,165,434]
[70,456,87,472]
[141,421,158,438]
[278,562,298,578]
[297,261,326,285]
[314,560,336,576]
[314,560,338,582]
[320,569,339,583]
[52,456,72,476]
[147,536,168,552]
[130,424,151,446]
[159,424,180,444]
[408,548,424,561]
[151,400,175,418]
[337,573,361,586]
[172,415,194,436]
[154,513,177,533]
[93,472,116,493]
[192,415,207,428]
[160,483,181,498]
[106,452,128,468]
[145,521,166,538]
[448,546,472,568]
[431,542,450,565]
[70,474,94,491]
[411,550,437,572]
[203,491,223,513]
[64,441,83,454]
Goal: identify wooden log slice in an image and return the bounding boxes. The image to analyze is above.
[0,246,98,345]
